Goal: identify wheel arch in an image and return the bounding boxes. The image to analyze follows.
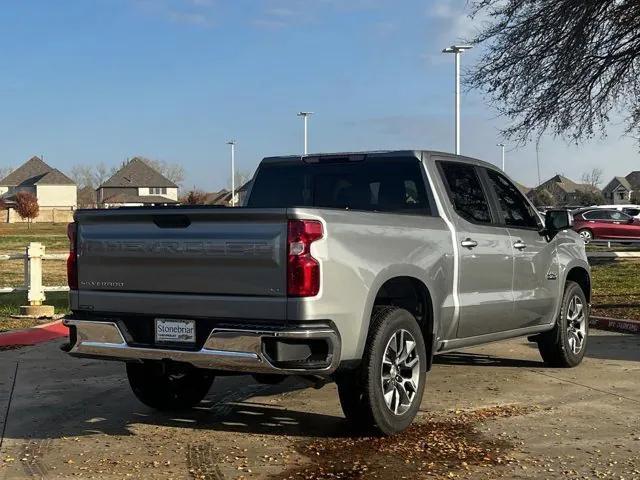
[361,274,436,371]
[565,266,591,303]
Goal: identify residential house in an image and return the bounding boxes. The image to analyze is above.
[77,186,98,209]
[97,157,179,208]
[602,171,640,204]
[527,174,601,206]
[0,156,77,223]
[515,182,532,197]
[203,189,229,205]
[211,180,253,206]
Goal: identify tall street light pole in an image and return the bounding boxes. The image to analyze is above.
[226,140,236,206]
[497,143,505,171]
[442,45,473,155]
[297,112,313,155]
[535,136,542,186]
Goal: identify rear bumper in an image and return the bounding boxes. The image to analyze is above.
[63,318,341,375]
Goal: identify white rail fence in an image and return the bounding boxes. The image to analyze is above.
[0,242,69,306]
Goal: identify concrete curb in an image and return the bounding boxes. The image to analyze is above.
[590,316,640,335]
[587,251,640,259]
[0,320,68,347]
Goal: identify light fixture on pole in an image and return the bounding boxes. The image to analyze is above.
[226,140,236,206]
[442,45,473,155]
[297,112,313,155]
[497,143,506,172]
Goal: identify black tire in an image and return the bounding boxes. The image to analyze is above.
[126,362,214,411]
[537,281,589,367]
[336,306,427,435]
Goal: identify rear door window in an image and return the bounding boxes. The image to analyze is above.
[248,158,434,215]
[438,162,492,224]
[610,211,631,221]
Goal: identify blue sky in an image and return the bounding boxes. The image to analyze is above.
[0,0,637,191]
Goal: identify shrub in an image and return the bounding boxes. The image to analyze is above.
[14,191,39,228]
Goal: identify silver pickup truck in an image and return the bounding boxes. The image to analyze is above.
[63,150,590,434]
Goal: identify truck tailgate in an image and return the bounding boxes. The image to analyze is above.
[75,208,287,298]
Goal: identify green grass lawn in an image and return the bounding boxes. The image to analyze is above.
[0,222,68,288]
[0,222,69,253]
[590,259,640,320]
[0,223,70,330]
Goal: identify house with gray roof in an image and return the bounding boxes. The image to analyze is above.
[207,179,254,206]
[602,172,640,204]
[97,157,179,207]
[0,156,77,222]
[526,174,601,206]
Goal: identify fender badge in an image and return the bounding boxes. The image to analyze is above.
[546,272,558,280]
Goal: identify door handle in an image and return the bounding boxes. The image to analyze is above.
[461,238,478,249]
[513,240,527,250]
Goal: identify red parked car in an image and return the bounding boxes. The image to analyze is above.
[572,208,640,243]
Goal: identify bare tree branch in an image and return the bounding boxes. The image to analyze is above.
[468,0,640,145]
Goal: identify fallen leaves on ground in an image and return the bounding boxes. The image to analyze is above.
[271,405,536,480]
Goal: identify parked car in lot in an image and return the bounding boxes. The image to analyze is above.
[63,150,591,435]
[572,207,640,243]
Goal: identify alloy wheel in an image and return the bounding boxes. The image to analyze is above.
[380,329,420,415]
[566,295,587,355]
[579,230,592,243]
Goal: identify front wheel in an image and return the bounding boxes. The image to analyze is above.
[126,362,214,411]
[537,281,589,367]
[336,306,427,435]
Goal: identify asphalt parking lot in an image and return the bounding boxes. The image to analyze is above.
[0,330,638,480]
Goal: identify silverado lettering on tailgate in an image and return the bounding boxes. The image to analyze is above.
[82,239,276,258]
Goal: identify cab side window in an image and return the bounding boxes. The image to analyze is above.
[485,169,540,229]
[439,162,492,224]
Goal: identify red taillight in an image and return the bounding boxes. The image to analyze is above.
[287,220,323,297]
[67,222,78,290]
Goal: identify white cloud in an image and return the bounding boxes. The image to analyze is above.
[252,0,386,29]
[421,0,489,64]
[132,0,216,27]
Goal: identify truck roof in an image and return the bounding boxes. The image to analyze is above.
[260,150,500,171]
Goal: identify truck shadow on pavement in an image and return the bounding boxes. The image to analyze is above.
[519,332,640,362]
[7,374,351,442]
[434,352,544,368]
[437,333,640,366]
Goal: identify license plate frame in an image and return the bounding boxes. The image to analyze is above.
[154,318,196,344]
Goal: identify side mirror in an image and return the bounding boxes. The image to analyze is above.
[542,209,574,238]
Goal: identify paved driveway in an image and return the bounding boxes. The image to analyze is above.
[0,330,638,479]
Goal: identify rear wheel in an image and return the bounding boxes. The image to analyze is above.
[578,229,593,243]
[126,362,214,411]
[336,306,427,435]
[537,281,589,367]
